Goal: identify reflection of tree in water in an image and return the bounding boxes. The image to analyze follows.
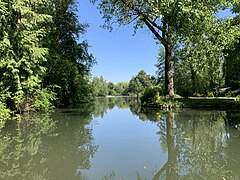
[0,105,98,179]
[2,99,240,180]
[129,103,162,121]
[224,111,240,178]
[176,111,232,179]
[130,107,240,179]
[130,107,179,179]
[45,107,98,179]
[0,114,56,179]
[152,112,179,180]
[0,97,134,180]
[102,171,116,180]
[92,97,132,118]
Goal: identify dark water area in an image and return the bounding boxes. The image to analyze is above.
[1,97,240,179]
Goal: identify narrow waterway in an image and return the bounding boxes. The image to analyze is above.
[1,97,240,179]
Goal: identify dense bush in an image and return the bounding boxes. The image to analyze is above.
[141,86,162,106]
[34,89,57,111]
[108,89,117,96]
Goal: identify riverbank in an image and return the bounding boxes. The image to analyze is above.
[142,97,240,109]
[99,95,131,98]
[178,97,239,108]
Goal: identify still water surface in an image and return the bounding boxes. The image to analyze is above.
[1,97,240,179]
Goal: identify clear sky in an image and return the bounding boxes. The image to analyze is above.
[77,0,159,83]
[77,0,233,83]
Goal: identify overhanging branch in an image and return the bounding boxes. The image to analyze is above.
[120,0,165,43]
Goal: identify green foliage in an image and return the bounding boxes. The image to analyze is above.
[141,86,162,106]
[108,89,117,96]
[95,0,235,97]
[0,102,11,125]
[141,86,181,108]
[0,0,52,113]
[128,70,154,97]
[143,95,240,108]
[91,76,109,97]
[91,77,129,97]
[0,0,95,121]
[114,82,128,95]
[176,17,238,95]
[128,77,144,97]
[33,88,56,111]
[107,82,117,96]
[155,46,165,83]
[224,4,240,90]
[177,97,239,108]
[42,0,95,105]
[173,11,239,97]
[174,94,183,98]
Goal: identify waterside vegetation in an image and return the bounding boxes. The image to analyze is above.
[1,0,240,124]
[0,0,95,123]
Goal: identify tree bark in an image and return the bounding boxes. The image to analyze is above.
[190,64,197,94]
[164,34,174,98]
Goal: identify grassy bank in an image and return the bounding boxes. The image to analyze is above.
[142,97,240,109]
[177,97,239,108]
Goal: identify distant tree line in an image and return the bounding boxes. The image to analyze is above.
[91,76,129,97]
[91,70,155,97]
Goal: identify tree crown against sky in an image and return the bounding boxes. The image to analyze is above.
[92,0,238,97]
[0,0,95,121]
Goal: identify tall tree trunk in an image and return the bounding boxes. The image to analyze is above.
[164,37,174,98]
[141,17,174,98]
[190,64,197,94]
[224,58,230,86]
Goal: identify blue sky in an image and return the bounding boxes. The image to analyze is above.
[78,0,159,83]
[77,0,233,83]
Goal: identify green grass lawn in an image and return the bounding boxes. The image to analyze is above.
[176,97,239,108]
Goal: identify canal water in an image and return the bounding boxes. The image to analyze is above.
[0,97,240,179]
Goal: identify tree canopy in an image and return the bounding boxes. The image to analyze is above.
[1,0,240,122]
[0,0,95,121]
[224,2,240,90]
[128,70,154,97]
[94,0,238,97]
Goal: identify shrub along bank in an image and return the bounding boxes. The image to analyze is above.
[141,87,240,109]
